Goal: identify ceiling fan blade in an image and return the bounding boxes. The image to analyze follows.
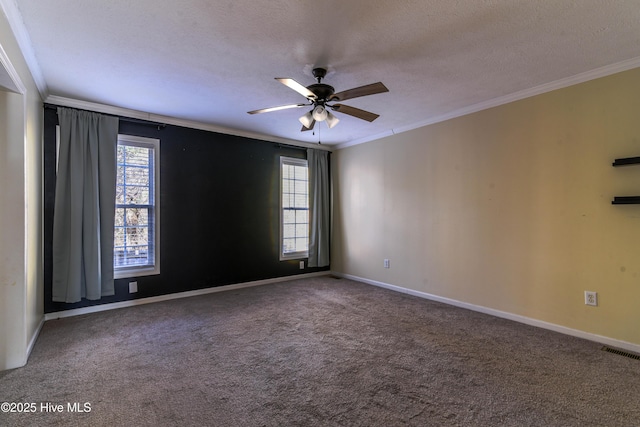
[331,104,380,122]
[276,78,317,100]
[301,120,316,132]
[248,103,308,114]
[330,82,388,102]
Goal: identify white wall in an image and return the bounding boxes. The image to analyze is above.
[0,87,27,369]
[0,5,43,370]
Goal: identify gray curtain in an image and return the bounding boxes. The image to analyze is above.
[307,148,330,267]
[52,107,118,302]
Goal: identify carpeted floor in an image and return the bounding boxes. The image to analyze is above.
[1,276,639,426]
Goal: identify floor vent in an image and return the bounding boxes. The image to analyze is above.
[601,346,640,361]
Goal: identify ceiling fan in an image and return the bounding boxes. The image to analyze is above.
[248,68,389,132]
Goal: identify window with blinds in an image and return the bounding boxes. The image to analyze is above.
[280,156,309,260]
[114,134,160,278]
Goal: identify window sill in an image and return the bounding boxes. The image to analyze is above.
[114,266,160,279]
[280,252,309,261]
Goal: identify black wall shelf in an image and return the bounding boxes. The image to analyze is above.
[612,196,640,205]
[612,156,640,204]
[612,156,640,166]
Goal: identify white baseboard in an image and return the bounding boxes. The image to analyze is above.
[333,272,640,355]
[44,271,329,321]
[25,316,45,362]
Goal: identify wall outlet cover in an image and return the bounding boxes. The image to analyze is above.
[585,291,597,306]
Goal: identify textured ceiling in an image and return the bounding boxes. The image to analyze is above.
[8,0,640,146]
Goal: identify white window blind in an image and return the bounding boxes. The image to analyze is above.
[280,156,309,260]
[114,134,160,278]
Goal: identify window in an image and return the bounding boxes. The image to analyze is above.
[114,135,160,278]
[280,156,309,260]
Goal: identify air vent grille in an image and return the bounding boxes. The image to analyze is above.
[602,346,640,361]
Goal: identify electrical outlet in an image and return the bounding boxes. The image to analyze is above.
[129,281,138,293]
[384,259,390,269]
[299,261,304,269]
[585,291,597,306]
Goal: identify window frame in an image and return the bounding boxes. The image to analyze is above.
[114,134,160,279]
[279,156,309,261]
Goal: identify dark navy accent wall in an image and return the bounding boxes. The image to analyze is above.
[43,107,328,313]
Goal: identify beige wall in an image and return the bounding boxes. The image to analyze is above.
[333,68,640,347]
[0,6,43,370]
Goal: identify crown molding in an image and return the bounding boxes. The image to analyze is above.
[337,57,640,150]
[0,41,25,93]
[0,0,47,97]
[45,95,332,151]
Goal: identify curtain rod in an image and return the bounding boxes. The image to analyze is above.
[274,142,310,151]
[44,103,166,130]
[45,103,330,149]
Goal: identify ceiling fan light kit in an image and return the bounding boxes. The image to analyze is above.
[249,67,388,132]
[299,111,314,128]
[311,105,328,121]
[325,111,339,129]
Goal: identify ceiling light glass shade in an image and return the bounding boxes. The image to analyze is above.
[325,111,340,128]
[299,111,314,128]
[312,105,328,122]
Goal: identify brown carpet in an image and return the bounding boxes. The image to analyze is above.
[1,276,639,426]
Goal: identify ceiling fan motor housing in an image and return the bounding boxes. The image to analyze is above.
[307,67,334,104]
[307,83,335,102]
